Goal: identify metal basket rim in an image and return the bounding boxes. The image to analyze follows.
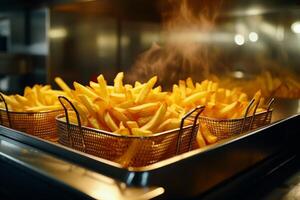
[0,108,64,114]
[199,109,273,122]
[56,114,196,139]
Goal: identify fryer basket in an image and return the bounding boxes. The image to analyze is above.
[57,96,204,167]
[0,93,63,140]
[199,98,274,140]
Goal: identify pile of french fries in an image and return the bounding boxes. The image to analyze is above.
[169,78,266,147]
[55,73,191,136]
[219,71,300,99]
[55,72,267,150]
[170,78,265,119]
[0,72,268,149]
[0,85,65,112]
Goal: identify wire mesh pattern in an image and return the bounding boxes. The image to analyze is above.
[199,110,273,140]
[0,109,63,141]
[57,118,198,167]
[57,96,204,167]
[198,98,274,141]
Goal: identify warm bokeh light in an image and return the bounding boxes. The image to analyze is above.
[291,21,300,34]
[232,70,245,79]
[249,32,258,42]
[49,28,67,38]
[234,34,245,46]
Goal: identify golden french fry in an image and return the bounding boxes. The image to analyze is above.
[104,111,118,132]
[135,76,157,103]
[97,74,109,100]
[1,93,20,108]
[219,101,239,119]
[131,128,152,136]
[196,129,206,148]
[136,116,152,127]
[114,122,130,135]
[201,125,218,144]
[77,95,98,117]
[25,105,61,112]
[114,72,124,93]
[128,102,160,114]
[109,107,130,123]
[157,118,180,132]
[116,100,135,109]
[55,77,72,94]
[110,93,126,102]
[88,117,101,129]
[141,102,167,131]
[186,77,195,89]
[14,95,28,104]
[74,82,98,100]
[183,91,207,106]
[126,121,139,129]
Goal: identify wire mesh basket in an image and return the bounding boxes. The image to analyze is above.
[199,98,274,140]
[0,93,63,141]
[56,96,204,167]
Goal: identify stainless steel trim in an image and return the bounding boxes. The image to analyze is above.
[0,134,164,200]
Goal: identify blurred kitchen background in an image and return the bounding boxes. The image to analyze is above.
[0,0,300,93]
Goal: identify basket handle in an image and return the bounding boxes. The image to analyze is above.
[266,98,275,112]
[248,98,261,131]
[176,105,205,155]
[263,98,274,123]
[0,93,12,128]
[240,98,254,134]
[58,96,86,152]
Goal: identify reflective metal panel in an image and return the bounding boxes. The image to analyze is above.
[0,133,164,200]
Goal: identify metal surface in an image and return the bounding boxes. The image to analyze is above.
[0,53,29,74]
[272,98,300,121]
[57,96,204,167]
[127,114,299,199]
[1,113,298,199]
[0,131,164,200]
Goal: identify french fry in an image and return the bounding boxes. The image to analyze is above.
[136,116,152,127]
[77,95,98,117]
[114,122,130,135]
[183,91,207,106]
[74,82,99,100]
[201,124,218,144]
[72,101,88,125]
[131,128,152,136]
[114,72,124,93]
[126,121,139,129]
[196,129,206,148]
[110,93,126,102]
[109,107,130,123]
[25,105,62,112]
[104,111,118,132]
[97,74,109,100]
[219,101,239,119]
[186,77,195,89]
[55,77,72,94]
[128,102,160,114]
[141,103,167,131]
[157,118,180,132]
[135,76,157,103]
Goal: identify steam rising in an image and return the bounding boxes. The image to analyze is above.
[129,0,223,87]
